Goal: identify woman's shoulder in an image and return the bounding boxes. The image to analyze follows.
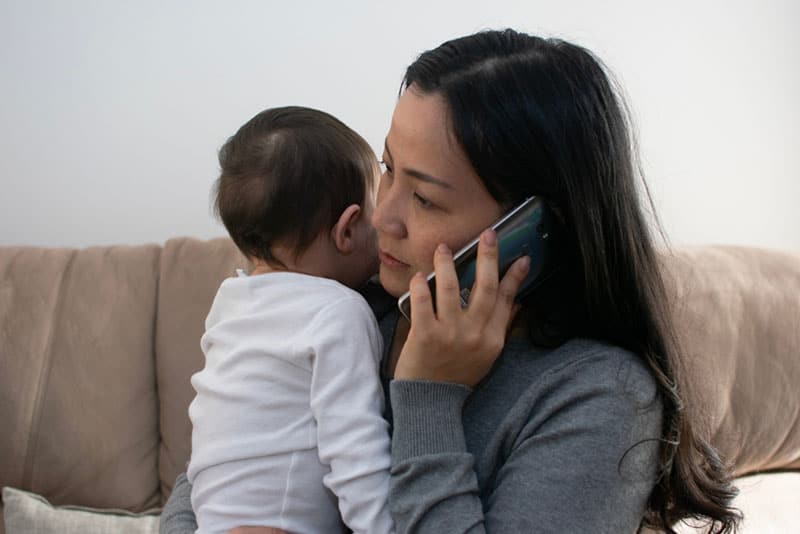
[492,337,660,410]
[464,337,663,487]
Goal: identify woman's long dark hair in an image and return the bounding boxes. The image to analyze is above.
[404,29,740,533]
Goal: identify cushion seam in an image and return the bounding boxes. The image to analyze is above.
[22,249,77,488]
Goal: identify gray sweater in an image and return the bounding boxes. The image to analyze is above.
[162,287,663,533]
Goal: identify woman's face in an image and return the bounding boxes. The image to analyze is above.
[372,88,504,298]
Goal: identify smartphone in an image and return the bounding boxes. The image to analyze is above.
[398,196,559,322]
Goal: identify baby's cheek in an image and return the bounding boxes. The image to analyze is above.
[368,231,380,260]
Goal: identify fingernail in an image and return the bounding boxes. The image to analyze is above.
[483,230,497,246]
[517,256,530,272]
[437,243,451,255]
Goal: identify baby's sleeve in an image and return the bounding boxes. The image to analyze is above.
[307,297,394,534]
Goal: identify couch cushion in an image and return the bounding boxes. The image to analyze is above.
[155,237,248,503]
[664,246,800,475]
[2,487,160,534]
[0,245,161,511]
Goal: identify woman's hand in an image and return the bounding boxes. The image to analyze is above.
[394,229,530,387]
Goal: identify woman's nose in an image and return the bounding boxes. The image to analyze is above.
[372,187,407,240]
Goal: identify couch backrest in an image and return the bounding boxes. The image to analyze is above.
[0,245,162,511]
[1,239,798,515]
[151,242,800,484]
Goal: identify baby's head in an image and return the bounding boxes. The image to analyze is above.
[214,106,379,288]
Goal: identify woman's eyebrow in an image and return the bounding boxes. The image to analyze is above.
[384,140,454,190]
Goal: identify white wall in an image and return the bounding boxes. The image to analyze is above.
[1,0,798,249]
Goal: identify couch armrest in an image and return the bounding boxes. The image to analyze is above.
[664,246,800,475]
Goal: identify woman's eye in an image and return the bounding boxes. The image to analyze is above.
[414,192,433,209]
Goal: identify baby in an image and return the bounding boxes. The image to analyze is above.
[187,106,393,534]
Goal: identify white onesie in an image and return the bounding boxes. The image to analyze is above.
[187,270,393,534]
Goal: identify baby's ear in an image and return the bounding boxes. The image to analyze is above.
[330,204,362,254]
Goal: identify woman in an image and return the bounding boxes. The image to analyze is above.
[163,29,739,533]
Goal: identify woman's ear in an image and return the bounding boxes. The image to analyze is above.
[331,204,362,255]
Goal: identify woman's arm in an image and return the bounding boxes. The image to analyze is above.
[388,380,483,531]
[388,353,663,532]
[159,473,197,534]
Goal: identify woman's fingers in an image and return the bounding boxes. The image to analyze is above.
[408,271,436,327]
[433,243,461,319]
[488,255,530,333]
[466,230,500,320]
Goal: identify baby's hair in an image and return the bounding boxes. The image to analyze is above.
[214,106,377,265]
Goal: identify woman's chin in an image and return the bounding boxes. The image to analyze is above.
[378,268,411,299]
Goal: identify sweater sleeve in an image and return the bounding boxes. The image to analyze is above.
[388,352,663,533]
[308,298,394,534]
[159,473,197,534]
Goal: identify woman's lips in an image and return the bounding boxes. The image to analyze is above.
[379,250,409,269]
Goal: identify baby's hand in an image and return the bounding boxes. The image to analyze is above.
[394,229,530,387]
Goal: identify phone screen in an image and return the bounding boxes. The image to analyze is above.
[398,196,559,321]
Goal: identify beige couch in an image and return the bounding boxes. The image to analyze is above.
[1,237,798,533]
